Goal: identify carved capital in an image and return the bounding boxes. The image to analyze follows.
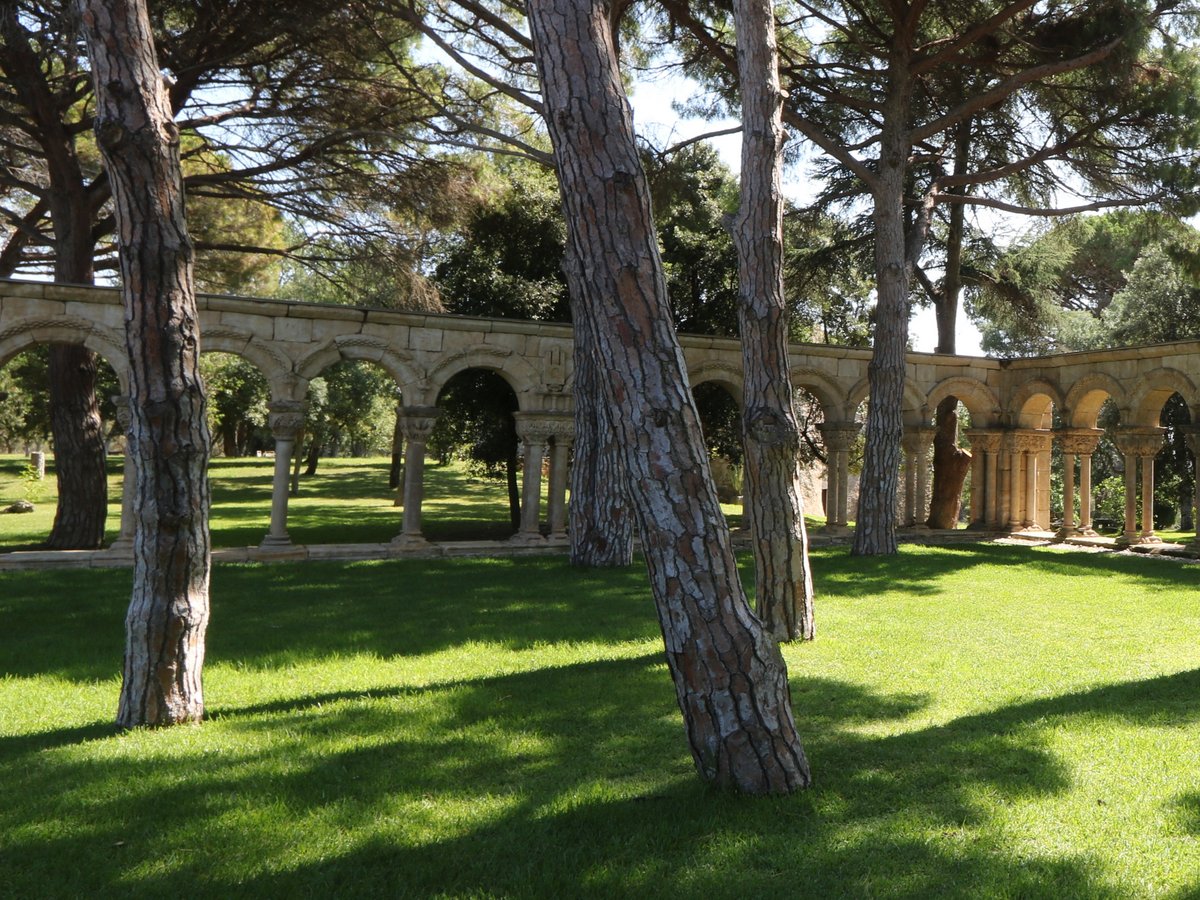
[1114,426,1165,459]
[399,405,441,443]
[515,411,574,443]
[268,400,308,441]
[1057,427,1104,457]
[1010,429,1052,454]
[901,425,936,454]
[111,394,132,430]
[818,421,861,452]
[964,428,1003,454]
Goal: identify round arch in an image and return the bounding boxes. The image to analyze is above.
[0,315,129,392]
[1007,378,1063,429]
[425,344,542,410]
[1063,373,1127,428]
[1128,368,1197,427]
[688,361,744,404]
[845,376,927,425]
[202,327,295,401]
[924,376,1002,428]
[296,335,422,400]
[788,366,845,422]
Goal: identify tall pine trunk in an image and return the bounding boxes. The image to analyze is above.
[731,0,814,641]
[527,0,810,793]
[564,248,634,567]
[81,0,212,728]
[852,102,911,556]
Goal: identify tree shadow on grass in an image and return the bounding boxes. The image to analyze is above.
[6,653,1196,898]
[810,541,1200,597]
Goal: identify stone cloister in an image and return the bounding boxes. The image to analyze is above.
[1,278,1198,559]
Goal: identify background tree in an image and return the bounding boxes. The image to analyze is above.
[660,0,1200,553]
[80,0,212,727]
[1,0,463,547]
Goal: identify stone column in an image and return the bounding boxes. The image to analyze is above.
[392,406,441,550]
[260,400,308,550]
[109,395,136,553]
[1114,428,1165,546]
[513,413,554,544]
[965,430,1003,529]
[900,432,919,526]
[818,422,859,533]
[899,426,935,528]
[1057,429,1102,539]
[544,414,575,542]
[1004,432,1025,531]
[1023,444,1038,529]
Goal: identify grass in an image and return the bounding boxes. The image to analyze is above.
[0,453,763,550]
[2,543,1200,897]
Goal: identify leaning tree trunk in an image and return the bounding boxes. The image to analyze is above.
[927,397,972,528]
[564,247,634,567]
[81,0,212,728]
[731,0,814,641]
[527,0,810,793]
[45,343,108,548]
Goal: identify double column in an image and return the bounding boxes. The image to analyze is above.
[259,400,309,550]
[391,406,441,550]
[1002,430,1052,532]
[818,422,860,532]
[963,429,1003,529]
[512,412,573,544]
[1055,428,1104,538]
[900,426,935,527]
[1113,427,1165,545]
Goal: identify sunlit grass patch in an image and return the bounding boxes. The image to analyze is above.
[2,545,1199,896]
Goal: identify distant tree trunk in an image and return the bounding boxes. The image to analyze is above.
[527,0,810,793]
[927,121,972,529]
[506,447,521,531]
[564,247,634,567]
[44,344,107,549]
[304,439,320,476]
[389,411,403,489]
[731,0,814,641]
[81,0,212,727]
[1,4,109,550]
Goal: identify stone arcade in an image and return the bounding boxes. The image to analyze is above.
[1,278,1198,560]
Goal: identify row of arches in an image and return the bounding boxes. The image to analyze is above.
[2,311,1198,553]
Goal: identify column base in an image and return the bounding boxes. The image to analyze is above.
[509,531,547,546]
[259,533,295,549]
[821,524,853,537]
[390,533,431,552]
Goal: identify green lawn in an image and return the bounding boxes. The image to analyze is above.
[2,544,1200,897]
[0,453,761,549]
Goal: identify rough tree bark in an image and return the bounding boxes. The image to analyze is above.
[851,110,911,556]
[1,6,109,550]
[927,397,972,528]
[80,0,212,728]
[730,0,814,640]
[564,248,634,567]
[45,344,108,548]
[527,0,810,792]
